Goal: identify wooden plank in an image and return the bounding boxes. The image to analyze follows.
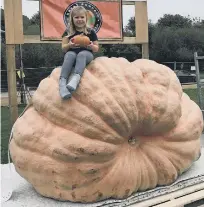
[154,190,204,207]
[130,182,204,207]
[4,0,14,44]
[24,35,148,44]
[4,0,24,44]
[27,0,147,5]
[142,43,149,59]
[13,0,24,44]
[135,1,149,43]
[6,45,18,125]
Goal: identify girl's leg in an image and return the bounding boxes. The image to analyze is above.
[66,51,94,91]
[59,51,77,99]
[60,51,77,78]
[74,51,94,76]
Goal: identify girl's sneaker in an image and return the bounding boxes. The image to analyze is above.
[66,73,81,92]
[59,77,72,99]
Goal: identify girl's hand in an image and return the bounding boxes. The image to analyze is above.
[87,41,99,52]
[87,41,94,50]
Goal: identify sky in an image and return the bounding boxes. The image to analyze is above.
[1,0,204,26]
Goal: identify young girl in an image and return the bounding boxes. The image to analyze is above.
[59,6,99,99]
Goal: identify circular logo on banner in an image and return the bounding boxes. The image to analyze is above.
[63,1,102,33]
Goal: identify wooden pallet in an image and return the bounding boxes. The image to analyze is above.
[131,182,204,207]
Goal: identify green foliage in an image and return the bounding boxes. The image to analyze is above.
[183,88,204,106]
[23,11,40,34]
[122,14,204,62]
[42,44,64,67]
[23,15,30,31]
[1,42,6,69]
[24,24,40,35]
[1,8,5,31]
[20,44,64,68]
[157,14,192,28]
[94,46,106,58]
[150,26,204,62]
[124,17,135,36]
[193,20,204,28]
[102,44,141,61]
[1,106,26,164]
[30,11,41,25]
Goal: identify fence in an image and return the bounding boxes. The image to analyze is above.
[1,66,55,105]
[1,66,55,92]
[162,61,204,72]
[194,52,204,116]
[1,61,204,106]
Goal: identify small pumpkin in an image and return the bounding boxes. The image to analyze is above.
[9,58,203,203]
[71,34,91,47]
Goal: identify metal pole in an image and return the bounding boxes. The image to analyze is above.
[6,45,18,125]
[194,52,202,109]
[174,61,176,71]
[19,44,26,104]
[19,44,24,104]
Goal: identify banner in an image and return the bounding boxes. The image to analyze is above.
[40,0,123,40]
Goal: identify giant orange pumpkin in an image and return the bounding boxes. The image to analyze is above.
[9,58,203,203]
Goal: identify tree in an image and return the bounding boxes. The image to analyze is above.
[150,26,204,62]
[1,42,6,69]
[24,24,40,35]
[157,14,192,28]
[24,11,40,35]
[1,8,5,32]
[102,16,158,61]
[193,18,204,28]
[102,43,141,61]
[1,8,31,37]
[23,15,30,31]
[124,17,135,36]
[1,8,6,42]
[30,11,40,25]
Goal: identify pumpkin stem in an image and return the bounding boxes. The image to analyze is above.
[128,137,137,145]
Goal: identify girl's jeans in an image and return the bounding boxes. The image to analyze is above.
[60,50,94,78]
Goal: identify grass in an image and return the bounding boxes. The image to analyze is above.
[1,88,204,164]
[1,105,26,164]
[183,89,199,104]
[183,88,204,106]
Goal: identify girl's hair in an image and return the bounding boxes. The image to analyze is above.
[67,6,91,36]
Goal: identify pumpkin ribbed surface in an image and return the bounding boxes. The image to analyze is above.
[10,58,203,203]
[72,34,90,47]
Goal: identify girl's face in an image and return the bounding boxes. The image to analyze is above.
[72,11,87,29]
